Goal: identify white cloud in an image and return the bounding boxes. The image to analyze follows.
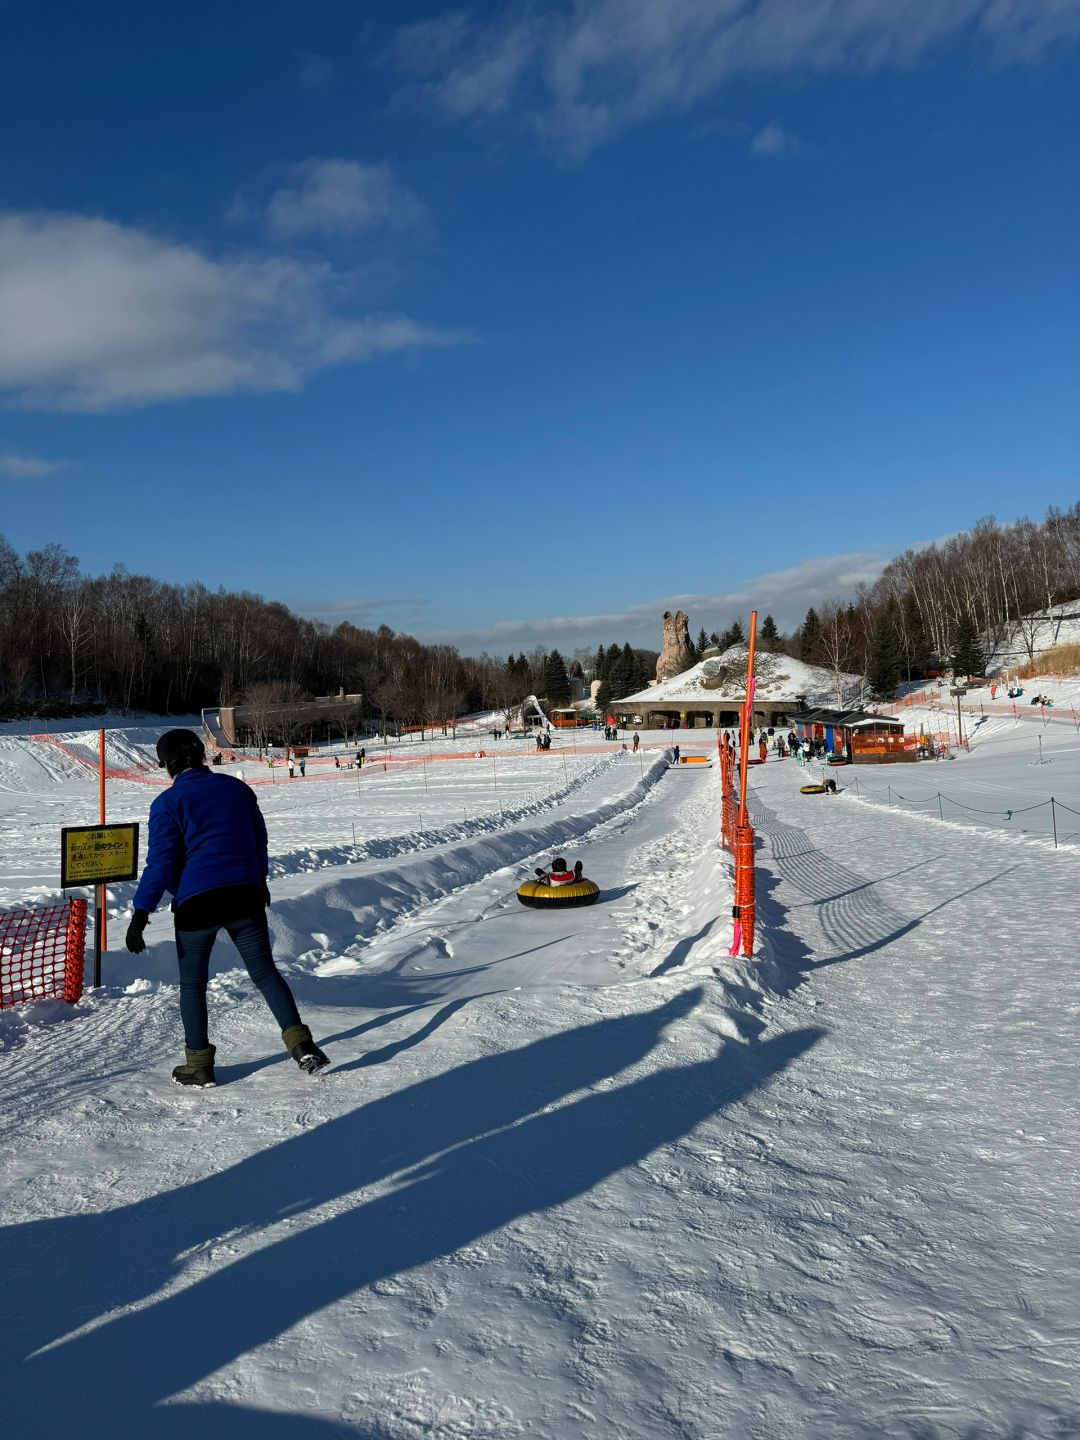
[0,451,68,478]
[392,0,1080,158]
[419,550,890,653]
[749,120,808,158]
[264,159,429,239]
[0,211,466,411]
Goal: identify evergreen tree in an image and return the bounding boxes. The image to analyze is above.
[696,627,709,658]
[949,615,985,679]
[760,614,781,650]
[901,592,931,679]
[867,612,903,699]
[800,607,821,662]
[541,649,571,704]
[593,644,606,680]
[709,631,720,646]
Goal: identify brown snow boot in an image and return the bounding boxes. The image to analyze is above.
[172,1045,216,1088]
[282,1023,329,1075]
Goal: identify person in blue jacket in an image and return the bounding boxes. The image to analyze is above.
[125,728,328,1087]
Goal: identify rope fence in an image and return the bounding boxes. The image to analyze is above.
[836,771,1079,848]
[0,899,88,1010]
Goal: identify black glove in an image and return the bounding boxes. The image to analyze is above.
[125,909,150,954]
[262,881,272,907]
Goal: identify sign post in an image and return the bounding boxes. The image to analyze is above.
[61,823,139,987]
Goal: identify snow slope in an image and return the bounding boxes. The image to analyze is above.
[1,718,1078,1438]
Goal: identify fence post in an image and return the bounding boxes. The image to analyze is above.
[1051,797,1058,849]
[887,785,892,805]
[937,793,944,822]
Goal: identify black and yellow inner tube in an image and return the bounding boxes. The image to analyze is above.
[800,783,827,795]
[516,878,601,908]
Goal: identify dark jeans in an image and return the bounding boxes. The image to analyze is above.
[174,912,302,1051]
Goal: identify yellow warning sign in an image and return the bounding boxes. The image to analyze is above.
[61,823,140,888]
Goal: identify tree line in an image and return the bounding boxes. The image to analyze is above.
[687,505,1080,699]
[0,534,659,728]
[2,504,1073,721]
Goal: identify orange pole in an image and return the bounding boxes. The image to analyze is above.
[99,728,107,951]
[736,611,758,828]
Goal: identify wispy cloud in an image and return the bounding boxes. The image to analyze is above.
[749,120,810,159]
[263,159,429,239]
[0,210,467,411]
[290,595,433,625]
[0,450,68,478]
[391,0,1080,159]
[299,52,335,92]
[416,550,890,653]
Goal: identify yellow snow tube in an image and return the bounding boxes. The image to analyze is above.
[516,878,601,908]
[800,783,827,794]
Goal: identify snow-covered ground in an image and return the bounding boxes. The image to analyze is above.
[2,714,1078,1438]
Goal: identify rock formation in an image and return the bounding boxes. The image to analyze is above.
[655,610,694,682]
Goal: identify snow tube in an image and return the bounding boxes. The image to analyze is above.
[800,784,827,794]
[516,878,601,908]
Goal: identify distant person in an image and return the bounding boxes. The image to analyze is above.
[359,747,366,766]
[287,758,295,779]
[758,738,768,762]
[298,757,306,776]
[124,729,328,1086]
[334,756,340,769]
[632,732,640,752]
[672,745,680,765]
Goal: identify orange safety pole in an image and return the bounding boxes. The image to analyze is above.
[717,733,726,842]
[731,613,757,958]
[736,611,758,828]
[98,727,107,957]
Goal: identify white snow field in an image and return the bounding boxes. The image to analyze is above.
[1,713,1078,1439]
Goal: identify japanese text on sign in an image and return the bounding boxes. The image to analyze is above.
[61,823,140,888]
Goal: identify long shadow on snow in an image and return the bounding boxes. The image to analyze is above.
[285,933,578,1010]
[4,992,822,1431]
[749,793,1020,988]
[649,918,718,977]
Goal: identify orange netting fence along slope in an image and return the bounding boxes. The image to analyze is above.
[0,899,88,1010]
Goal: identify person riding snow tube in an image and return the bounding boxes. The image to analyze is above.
[516,856,600,908]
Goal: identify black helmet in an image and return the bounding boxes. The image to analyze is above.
[551,857,567,872]
[156,728,205,773]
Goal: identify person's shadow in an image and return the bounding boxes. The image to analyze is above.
[5,990,822,1431]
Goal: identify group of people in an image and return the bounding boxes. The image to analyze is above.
[534,731,553,751]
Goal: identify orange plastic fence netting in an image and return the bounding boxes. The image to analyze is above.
[30,734,163,785]
[0,898,88,1010]
[732,822,756,958]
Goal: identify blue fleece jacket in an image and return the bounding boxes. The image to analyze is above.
[133,766,269,913]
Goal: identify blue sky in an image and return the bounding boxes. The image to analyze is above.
[0,0,1077,653]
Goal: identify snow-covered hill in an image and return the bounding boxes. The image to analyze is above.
[1,716,1078,1436]
[617,645,863,709]
[986,603,1080,670]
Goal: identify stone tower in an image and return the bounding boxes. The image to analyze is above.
[655,610,694,682]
